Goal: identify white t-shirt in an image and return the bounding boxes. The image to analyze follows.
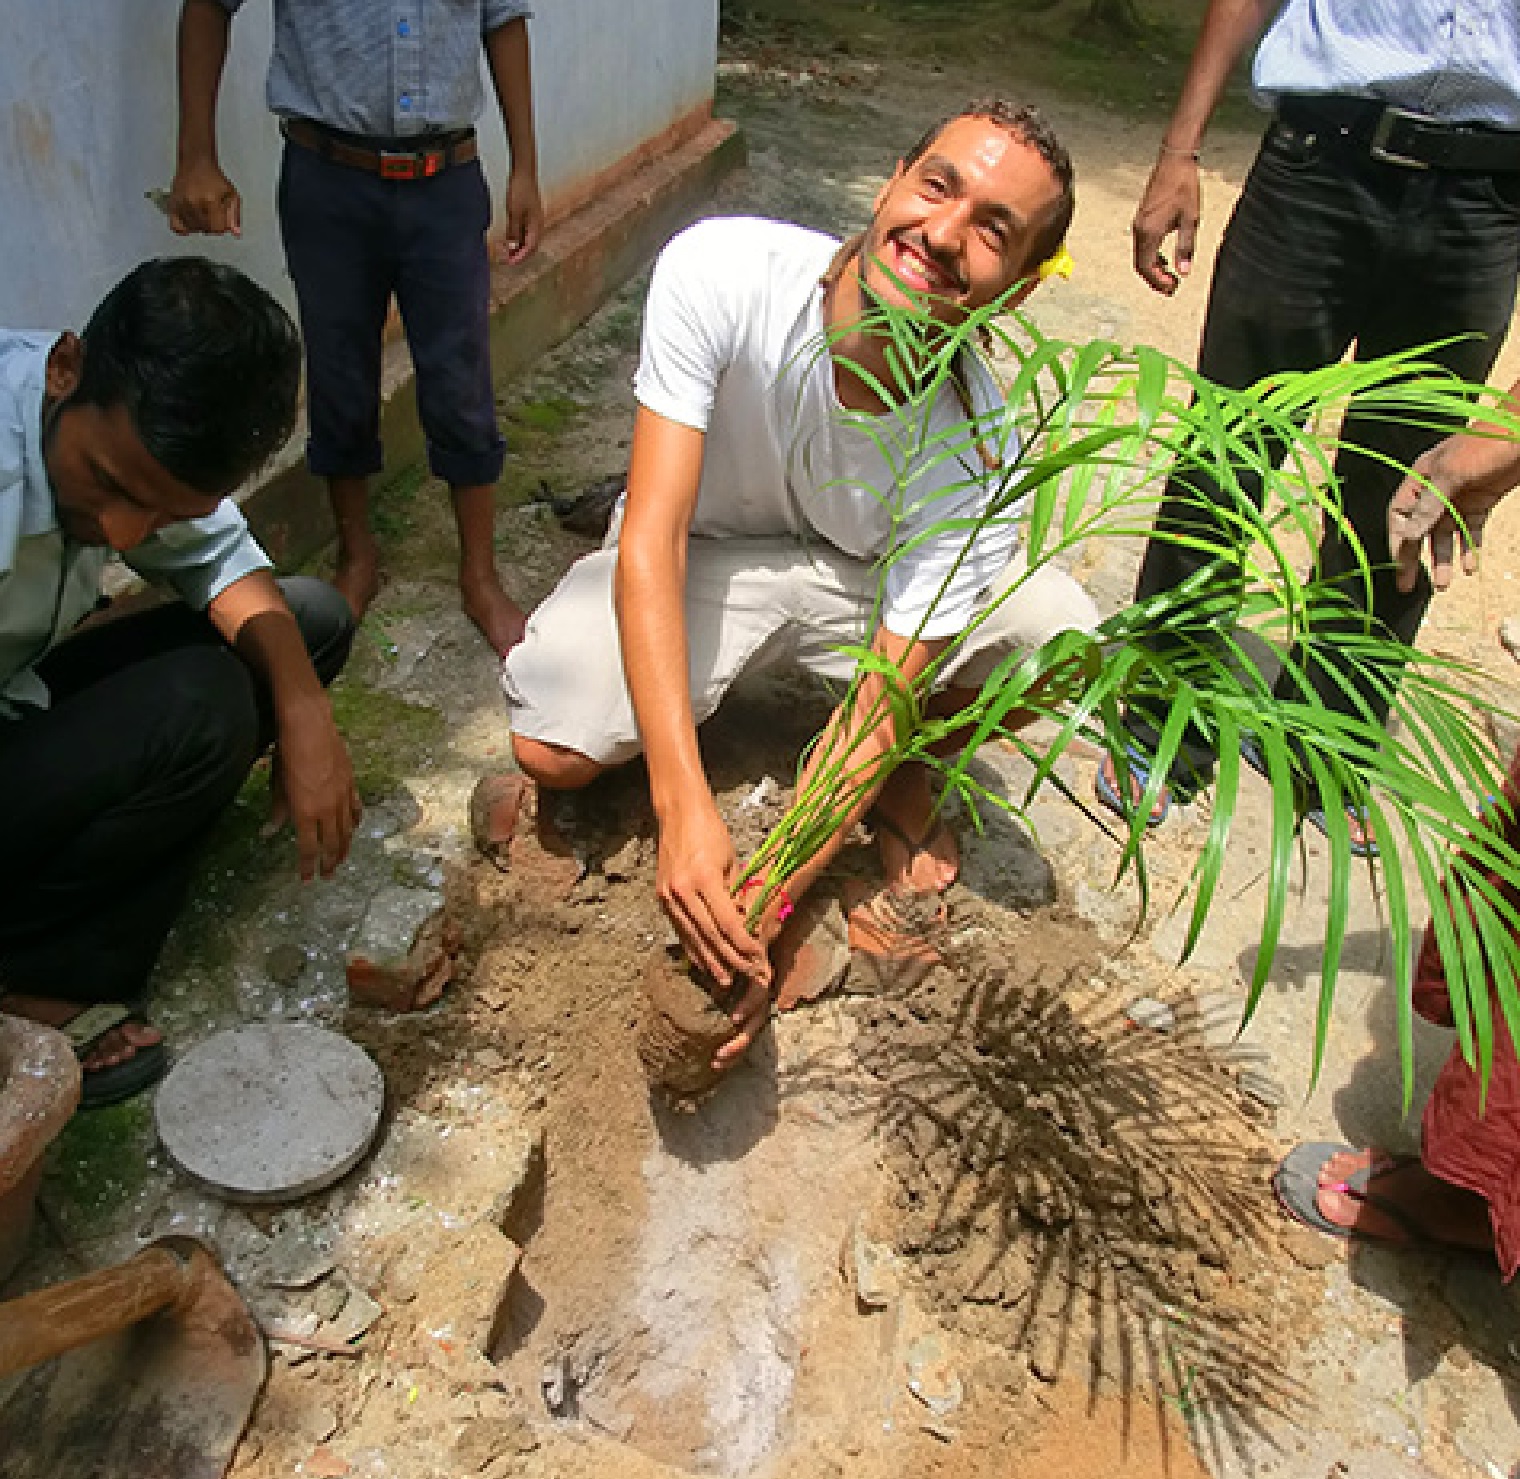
[632,216,1022,640]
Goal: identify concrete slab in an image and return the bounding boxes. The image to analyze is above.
[155,1025,384,1203]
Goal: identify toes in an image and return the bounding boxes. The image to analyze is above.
[1315,1185,1358,1231]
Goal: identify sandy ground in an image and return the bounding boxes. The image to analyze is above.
[12,8,1520,1479]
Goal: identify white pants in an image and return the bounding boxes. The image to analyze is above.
[502,534,1099,766]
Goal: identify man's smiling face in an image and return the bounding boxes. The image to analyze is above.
[858,114,1066,324]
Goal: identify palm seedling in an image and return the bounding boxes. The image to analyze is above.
[733,282,1520,1100]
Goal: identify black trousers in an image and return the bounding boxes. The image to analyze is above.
[1127,117,1520,795]
[0,576,354,1004]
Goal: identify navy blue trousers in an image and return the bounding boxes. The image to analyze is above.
[277,141,505,488]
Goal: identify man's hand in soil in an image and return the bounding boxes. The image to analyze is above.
[269,700,362,880]
[656,797,770,991]
[1389,380,1520,594]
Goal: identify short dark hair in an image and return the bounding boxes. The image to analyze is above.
[74,257,301,495]
[903,98,1076,272]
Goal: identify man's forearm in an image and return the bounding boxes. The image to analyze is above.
[616,535,708,823]
[766,627,944,921]
[177,0,232,166]
[207,570,325,716]
[485,18,539,182]
[1162,0,1282,151]
[614,410,710,825]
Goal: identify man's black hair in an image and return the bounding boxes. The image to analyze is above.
[73,257,301,495]
[903,98,1076,271]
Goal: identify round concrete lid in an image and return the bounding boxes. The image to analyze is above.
[155,1024,384,1202]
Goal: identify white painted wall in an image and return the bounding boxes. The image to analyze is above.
[0,0,717,330]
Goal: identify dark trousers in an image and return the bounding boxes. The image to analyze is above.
[1128,118,1520,794]
[277,141,506,487]
[0,577,354,1005]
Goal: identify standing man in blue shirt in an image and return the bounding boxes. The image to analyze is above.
[1098,0,1520,855]
[168,0,544,657]
[0,257,359,1108]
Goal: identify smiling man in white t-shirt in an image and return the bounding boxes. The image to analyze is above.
[503,99,1097,1063]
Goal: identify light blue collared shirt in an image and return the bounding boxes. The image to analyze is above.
[0,332,270,718]
[1253,0,1520,128]
[216,0,533,138]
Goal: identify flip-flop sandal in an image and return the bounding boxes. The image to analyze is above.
[1093,747,1171,828]
[1272,1141,1429,1244]
[1304,802,1379,860]
[60,1002,170,1110]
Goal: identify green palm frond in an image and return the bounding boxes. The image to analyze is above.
[745,282,1520,1100]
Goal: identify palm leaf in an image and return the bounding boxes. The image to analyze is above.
[737,281,1520,1092]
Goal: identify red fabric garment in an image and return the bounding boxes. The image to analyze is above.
[1416,747,1520,1280]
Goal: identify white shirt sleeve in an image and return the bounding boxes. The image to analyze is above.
[631,222,739,432]
[125,500,273,610]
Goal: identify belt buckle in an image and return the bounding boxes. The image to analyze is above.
[379,150,420,181]
[1370,106,1432,170]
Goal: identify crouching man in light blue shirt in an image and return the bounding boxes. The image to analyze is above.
[0,256,360,1108]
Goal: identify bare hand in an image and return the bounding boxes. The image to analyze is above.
[1389,431,1520,594]
[655,800,769,991]
[1131,153,1200,296]
[500,170,543,265]
[167,157,242,236]
[268,705,362,879]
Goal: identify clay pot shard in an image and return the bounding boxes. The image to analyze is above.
[346,888,461,1013]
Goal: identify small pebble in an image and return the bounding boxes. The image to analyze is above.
[1124,997,1175,1033]
[265,942,308,986]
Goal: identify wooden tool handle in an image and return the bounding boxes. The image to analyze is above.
[0,1241,199,1379]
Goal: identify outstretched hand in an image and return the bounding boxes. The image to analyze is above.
[1389,427,1520,594]
[1131,153,1200,296]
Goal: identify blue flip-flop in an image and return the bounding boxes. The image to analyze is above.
[1093,747,1171,828]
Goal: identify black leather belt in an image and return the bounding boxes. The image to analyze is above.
[1275,95,1520,172]
[280,118,477,179]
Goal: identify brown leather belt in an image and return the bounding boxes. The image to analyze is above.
[280,118,477,180]
[1276,94,1520,172]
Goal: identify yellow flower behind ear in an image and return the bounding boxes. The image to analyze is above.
[1038,245,1074,281]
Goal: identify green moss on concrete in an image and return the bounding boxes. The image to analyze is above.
[44,1096,155,1232]
[161,768,286,991]
[372,461,431,544]
[508,395,581,435]
[328,679,447,801]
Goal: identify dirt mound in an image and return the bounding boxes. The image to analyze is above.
[851,902,1311,1449]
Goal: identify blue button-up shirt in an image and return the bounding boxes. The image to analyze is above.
[1254,0,1520,128]
[216,0,533,137]
[0,332,270,718]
